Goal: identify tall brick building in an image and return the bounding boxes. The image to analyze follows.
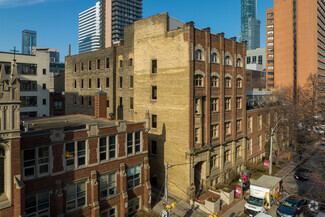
[267,0,325,105]
[65,13,249,200]
[0,62,151,216]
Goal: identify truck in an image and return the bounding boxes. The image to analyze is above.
[244,175,282,217]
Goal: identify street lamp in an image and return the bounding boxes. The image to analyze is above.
[269,118,288,175]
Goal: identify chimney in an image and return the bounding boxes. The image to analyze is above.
[68,44,71,56]
[95,87,107,118]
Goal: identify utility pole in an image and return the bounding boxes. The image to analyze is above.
[164,161,169,203]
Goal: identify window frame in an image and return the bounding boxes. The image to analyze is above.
[65,140,87,171]
[25,190,50,217]
[225,122,231,135]
[127,165,141,190]
[225,97,231,111]
[211,76,219,87]
[151,59,157,74]
[211,124,219,139]
[225,77,231,88]
[152,115,157,129]
[151,85,157,100]
[194,75,204,87]
[99,171,117,200]
[127,131,142,156]
[65,181,87,212]
[211,98,219,112]
[23,147,50,180]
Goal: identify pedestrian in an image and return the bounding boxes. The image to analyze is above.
[299,150,302,161]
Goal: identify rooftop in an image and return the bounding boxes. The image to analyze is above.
[251,175,282,189]
[21,114,140,137]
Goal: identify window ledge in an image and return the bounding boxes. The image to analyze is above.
[0,196,11,210]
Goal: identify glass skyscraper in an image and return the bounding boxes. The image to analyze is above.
[79,2,101,54]
[22,30,37,55]
[240,0,260,50]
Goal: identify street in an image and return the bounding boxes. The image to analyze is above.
[267,148,325,217]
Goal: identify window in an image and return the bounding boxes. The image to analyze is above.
[127,132,141,155]
[224,150,230,163]
[17,63,37,75]
[236,97,242,109]
[152,60,157,73]
[258,55,263,64]
[211,53,219,63]
[211,98,219,112]
[195,128,199,143]
[130,76,133,88]
[130,97,134,110]
[119,77,123,88]
[99,136,116,161]
[20,96,37,107]
[236,58,242,67]
[211,76,219,87]
[210,155,219,169]
[54,100,63,109]
[225,77,231,88]
[211,124,219,138]
[252,56,257,63]
[127,165,141,190]
[152,86,157,100]
[257,135,262,151]
[105,78,109,88]
[20,80,37,91]
[107,100,109,108]
[119,97,122,107]
[248,116,252,133]
[97,78,100,88]
[258,115,262,130]
[195,75,203,87]
[268,43,274,46]
[268,37,274,41]
[236,120,242,132]
[81,79,84,88]
[23,147,49,179]
[88,96,92,106]
[106,58,110,68]
[236,146,241,158]
[42,69,46,75]
[225,98,231,111]
[101,208,116,217]
[97,59,100,69]
[81,96,84,106]
[195,98,200,114]
[100,172,116,199]
[268,31,274,35]
[267,13,274,17]
[247,139,252,155]
[88,61,92,70]
[268,60,274,63]
[128,197,140,216]
[65,140,86,170]
[119,60,123,67]
[74,80,77,88]
[151,140,157,155]
[66,181,86,211]
[42,99,46,105]
[195,49,203,61]
[129,58,133,66]
[41,83,46,90]
[89,79,92,88]
[268,54,274,58]
[225,122,231,135]
[225,56,231,65]
[236,78,242,88]
[80,62,84,71]
[25,190,49,217]
[268,19,274,22]
[247,56,251,64]
[74,63,77,72]
[267,25,274,29]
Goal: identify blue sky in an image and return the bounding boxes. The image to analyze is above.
[0,0,273,60]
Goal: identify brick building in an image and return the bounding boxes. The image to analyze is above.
[65,12,248,200]
[0,63,151,216]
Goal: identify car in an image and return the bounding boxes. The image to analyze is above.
[319,143,325,151]
[277,195,307,217]
[294,167,311,181]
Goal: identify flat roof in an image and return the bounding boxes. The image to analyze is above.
[21,114,141,137]
[251,175,282,189]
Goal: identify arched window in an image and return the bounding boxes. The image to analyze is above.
[195,50,204,61]
[225,77,231,88]
[225,56,232,65]
[195,75,204,87]
[210,53,219,63]
[211,76,219,87]
[0,147,4,195]
[236,58,242,67]
[237,78,243,88]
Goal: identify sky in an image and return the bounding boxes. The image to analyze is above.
[0,0,273,61]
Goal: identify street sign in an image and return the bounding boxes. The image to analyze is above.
[264,160,269,168]
[162,210,169,217]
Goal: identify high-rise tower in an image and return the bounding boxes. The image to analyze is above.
[22,30,37,55]
[240,0,260,50]
[79,2,101,54]
[100,0,143,48]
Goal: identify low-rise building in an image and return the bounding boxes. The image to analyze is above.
[0,50,50,118]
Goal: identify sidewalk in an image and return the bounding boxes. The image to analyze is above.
[219,149,314,217]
